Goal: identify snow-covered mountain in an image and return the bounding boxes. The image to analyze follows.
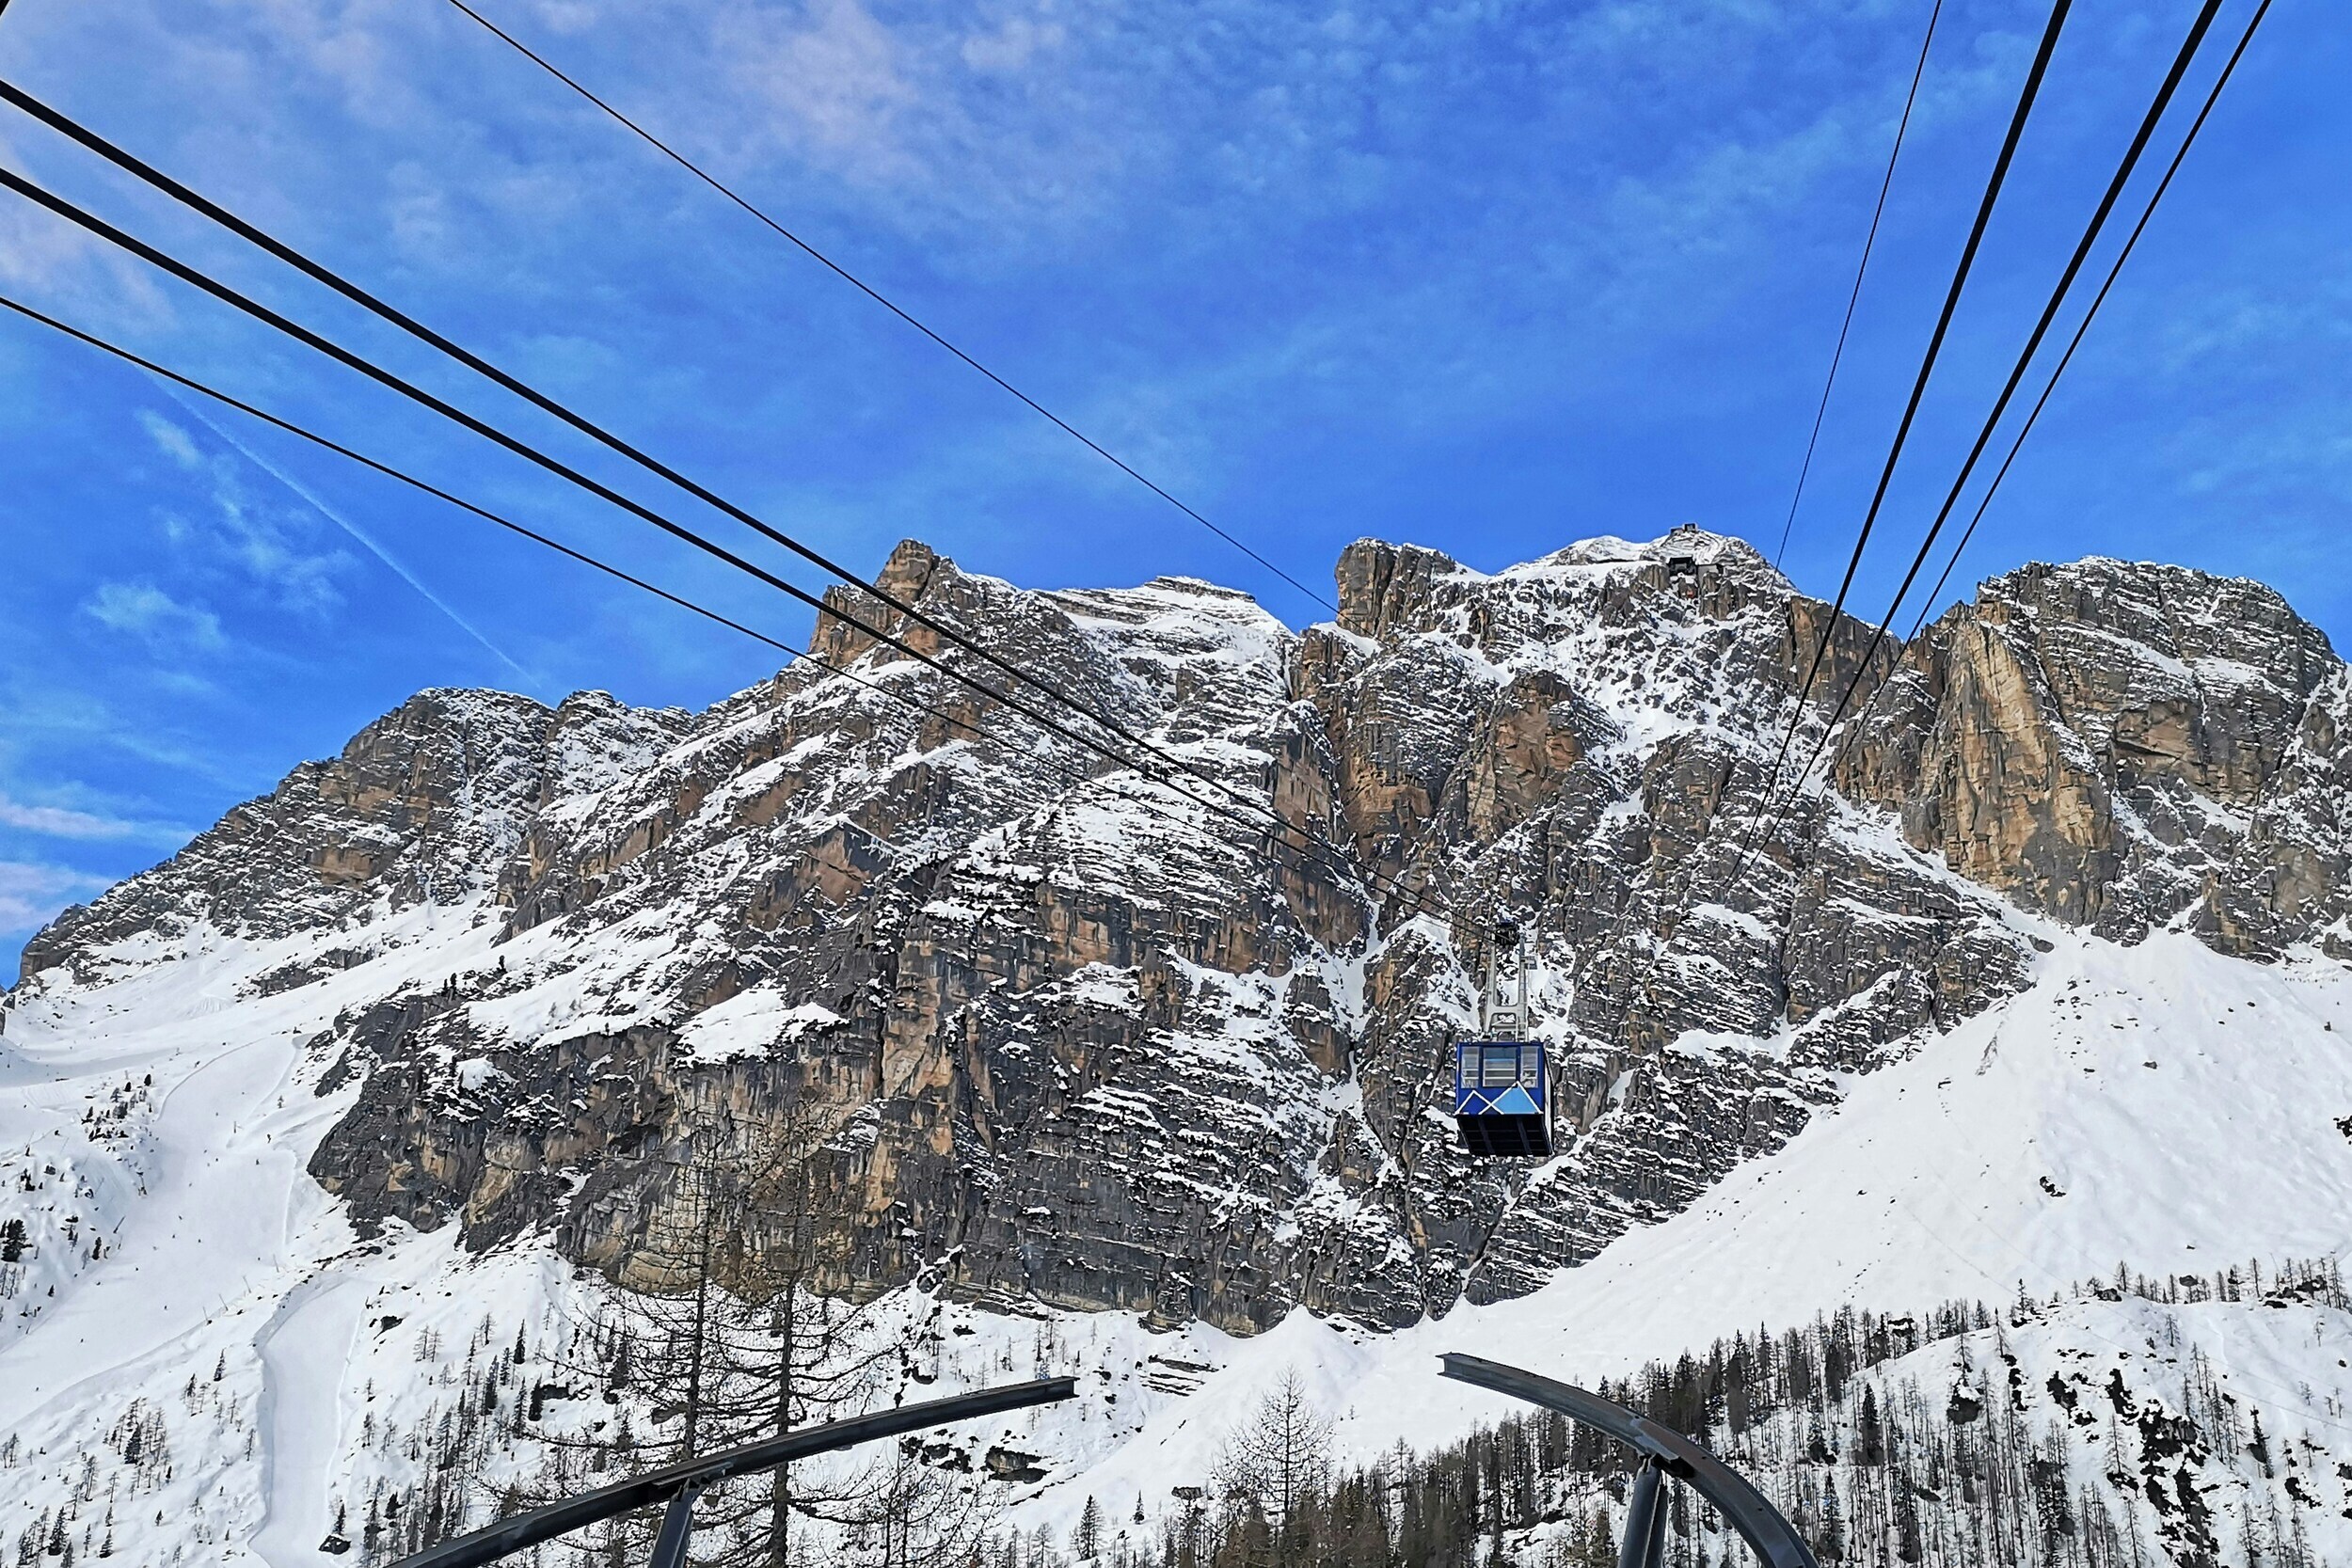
[4,528,2350,1567]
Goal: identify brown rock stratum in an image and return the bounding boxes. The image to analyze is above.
[14,531,2347,1334]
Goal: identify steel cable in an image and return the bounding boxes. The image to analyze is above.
[1768,0,2254,826]
[437,0,1334,616]
[1774,0,1945,569]
[0,81,1361,886]
[1616,0,2268,1052]
[0,165,1446,926]
[0,289,1425,942]
[1758,0,2075,804]
[1906,0,2276,643]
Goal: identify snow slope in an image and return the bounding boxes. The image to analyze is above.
[992,925,2352,1529]
[4,890,2349,1565]
[0,903,505,1565]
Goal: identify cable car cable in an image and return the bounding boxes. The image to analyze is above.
[1751,0,2275,842]
[0,168,1455,927]
[0,80,1390,909]
[1571,0,2074,1038]
[0,288,1405,928]
[1592,0,2074,1040]
[0,168,1431,921]
[1906,0,2273,644]
[1701,0,2076,913]
[1608,0,2267,1048]
[435,0,1334,617]
[1757,0,2073,800]
[1756,0,2241,832]
[1774,0,1944,570]
[0,290,1022,747]
[1496,0,2183,1062]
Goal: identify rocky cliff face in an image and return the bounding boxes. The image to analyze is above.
[11,531,2347,1336]
[17,689,688,986]
[1837,558,2352,956]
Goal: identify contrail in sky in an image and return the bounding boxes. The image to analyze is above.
[157,380,538,686]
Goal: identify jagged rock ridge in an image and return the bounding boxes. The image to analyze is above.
[12,529,2348,1335]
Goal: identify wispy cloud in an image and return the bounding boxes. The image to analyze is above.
[720,0,925,186]
[0,788,190,847]
[0,129,183,319]
[81,580,228,653]
[135,406,205,468]
[158,387,540,686]
[0,679,242,784]
[960,13,1062,74]
[0,859,112,937]
[135,408,351,615]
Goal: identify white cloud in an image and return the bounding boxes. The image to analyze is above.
[81,580,228,653]
[130,404,352,613]
[0,793,139,840]
[0,788,189,847]
[519,0,604,36]
[0,196,109,294]
[723,0,920,179]
[961,15,1063,74]
[386,159,455,259]
[0,859,110,936]
[199,488,349,615]
[164,387,537,683]
[0,114,196,331]
[136,408,205,469]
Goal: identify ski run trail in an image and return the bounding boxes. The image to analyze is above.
[3,895,2350,1564]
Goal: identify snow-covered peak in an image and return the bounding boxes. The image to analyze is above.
[1527,523,1783,580]
[7,530,2352,1568]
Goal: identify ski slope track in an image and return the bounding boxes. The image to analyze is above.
[3,531,2351,1565]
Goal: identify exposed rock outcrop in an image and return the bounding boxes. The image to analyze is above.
[1838,557,2352,955]
[16,531,2347,1334]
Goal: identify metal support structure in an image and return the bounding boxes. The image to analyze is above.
[388,1376,1076,1568]
[1438,1354,1818,1568]
[646,1481,705,1568]
[1483,918,1528,1040]
[1614,1459,1665,1568]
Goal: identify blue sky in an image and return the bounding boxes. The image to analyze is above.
[0,0,2344,971]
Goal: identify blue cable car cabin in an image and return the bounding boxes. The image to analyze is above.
[1454,1039,1551,1157]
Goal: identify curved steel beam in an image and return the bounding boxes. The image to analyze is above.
[1438,1354,1818,1568]
[389,1376,1077,1568]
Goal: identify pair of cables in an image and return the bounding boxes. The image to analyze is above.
[0,286,1406,995]
[1603,0,2271,1037]
[1752,0,2271,867]
[1586,0,2078,1035]
[0,91,1457,934]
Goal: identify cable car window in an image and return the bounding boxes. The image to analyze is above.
[1482,1044,1521,1086]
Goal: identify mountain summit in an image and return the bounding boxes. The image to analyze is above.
[15,529,2350,1324]
[6,531,2351,1566]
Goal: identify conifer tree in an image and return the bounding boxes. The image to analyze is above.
[1212,1371,1330,1566]
[527,1102,988,1568]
